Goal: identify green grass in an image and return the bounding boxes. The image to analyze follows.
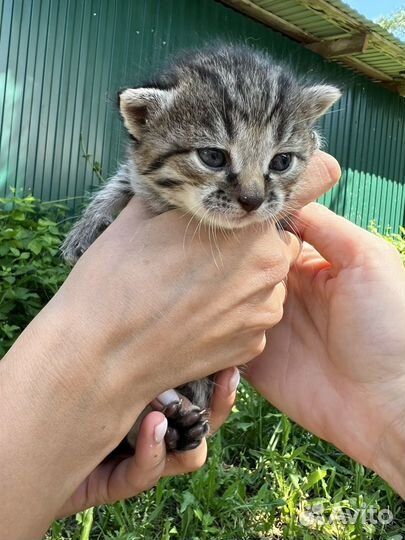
[47,383,405,540]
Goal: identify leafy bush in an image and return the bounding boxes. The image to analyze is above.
[0,194,70,356]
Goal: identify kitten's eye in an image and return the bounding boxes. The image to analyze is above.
[198,148,227,169]
[269,153,292,172]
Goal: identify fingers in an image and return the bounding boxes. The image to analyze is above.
[56,411,169,517]
[291,150,341,208]
[209,367,239,433]
[163,368,239,476]
[294,203,374,269]
[60,369,240,516]
[278,230,302,267]
[163,439,208,476]
[94,412,168,505]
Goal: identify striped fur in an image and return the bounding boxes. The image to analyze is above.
[63,44,340,263]
[62,45,340,446]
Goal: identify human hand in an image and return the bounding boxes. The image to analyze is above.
[48,190,302,440]
[56,368,238,518]
[0,151,338,538]
[0,201,295,538]
[246,203,405,496]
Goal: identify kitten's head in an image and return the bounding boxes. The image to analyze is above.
[118,45,340,228]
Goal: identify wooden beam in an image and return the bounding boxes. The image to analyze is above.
[342,56,393,82]
[301,0,405,61]
[220,0,405,95]
[396,82,405,97]
[219,0,315,43]
[306,33,369,57]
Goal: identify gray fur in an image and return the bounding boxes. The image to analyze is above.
[62,164,133,264]
[62,44,340,436]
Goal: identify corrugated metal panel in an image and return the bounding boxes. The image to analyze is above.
[1,0,404,231]
[224,0,405,93]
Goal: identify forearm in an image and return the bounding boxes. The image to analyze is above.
[0,299,147,539]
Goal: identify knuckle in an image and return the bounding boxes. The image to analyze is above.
[248,332,266,358]
[270,303,284,326]
[260,257,290,285]
[362,235,400,269]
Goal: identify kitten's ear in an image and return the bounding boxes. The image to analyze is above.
[118,87,173,140]
[302,85,341,123]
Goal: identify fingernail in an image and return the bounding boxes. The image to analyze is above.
[228,368,240,394]
[151,389,180,410]
[154,418,168,445]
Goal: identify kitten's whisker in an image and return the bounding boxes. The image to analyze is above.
[289,106,345,130]
[280,213,301,239]
[181,203,206,253]
[57,214,81,226]
[212,221,224,268]
[238,364,248,377]
[207,219,221,271]
[191,207,210,246]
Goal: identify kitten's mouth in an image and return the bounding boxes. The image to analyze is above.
[203,207,270,229]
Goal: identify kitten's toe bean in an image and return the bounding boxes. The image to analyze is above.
[163,400,182,418]
[162,399,210,453]
[187,421,209,440]
[178,439,202,452]
[178,410,202,427]
[165,426,179,450]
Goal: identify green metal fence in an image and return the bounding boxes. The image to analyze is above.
[1,0,405,231]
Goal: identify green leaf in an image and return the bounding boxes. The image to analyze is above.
[12,211,26,221]
[180,491,196,513]
[1,324,20,338]
[0,194,70,355]
[302,468,328,492]
[27,239,43,255]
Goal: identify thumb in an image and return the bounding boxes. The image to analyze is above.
[295,203,372,269]
[290,150,341,208]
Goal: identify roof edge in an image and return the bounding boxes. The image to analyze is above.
[220,0,405,97]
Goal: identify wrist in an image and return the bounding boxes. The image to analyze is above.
[0,296,150,534]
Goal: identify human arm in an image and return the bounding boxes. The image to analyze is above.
[0,198,299,539]
[0,149,340,537]
[245,203,405,497]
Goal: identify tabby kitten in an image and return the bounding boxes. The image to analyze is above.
[62,44,340,452]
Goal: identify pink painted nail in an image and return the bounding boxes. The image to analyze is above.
[151,389,180,410]
[154,418,168,445]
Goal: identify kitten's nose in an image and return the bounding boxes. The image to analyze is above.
[238,194,264,213]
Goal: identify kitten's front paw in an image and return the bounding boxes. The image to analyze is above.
[62,219,111,264]
[62,235,87,265]
[163,399,210,452]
